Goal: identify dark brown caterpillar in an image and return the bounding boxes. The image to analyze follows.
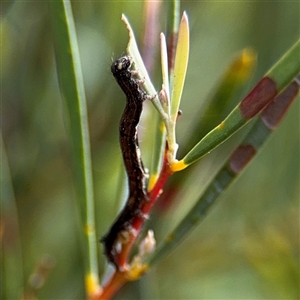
[101,56,150,268]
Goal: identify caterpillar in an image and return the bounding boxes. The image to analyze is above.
[101,56,150,268]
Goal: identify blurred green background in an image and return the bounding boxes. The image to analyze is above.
[1,1,299,299]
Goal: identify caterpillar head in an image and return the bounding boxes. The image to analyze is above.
[111,56,132,75]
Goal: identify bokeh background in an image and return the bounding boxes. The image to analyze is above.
[1,1,299,299]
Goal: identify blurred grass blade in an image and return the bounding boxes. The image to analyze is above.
[172,39,300,172]
[1,132,24,299]
[147,77,299,266]
[50,0,100,296]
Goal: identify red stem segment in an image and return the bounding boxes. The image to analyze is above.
[99,151,173,299]
[115,150,173,269]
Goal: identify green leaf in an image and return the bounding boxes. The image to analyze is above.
[147,78,299,267]
[267,39,300,90]
[122,15,158,100]
[172,40,300,172]
[50,0,100,295]
[162,49,256,203]
[170,11,189,122]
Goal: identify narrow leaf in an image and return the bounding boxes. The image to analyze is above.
[147,78,299,266]
[50,0,100,295]
[158,49,256,210]
[160,33,170,113]
[170,12,189,122]
[172,41,300,171]
[267,39,300,90]
[122,15,161,110]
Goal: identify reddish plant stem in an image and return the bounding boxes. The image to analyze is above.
[100,78,300,299]
[140,153,173,223]
[116,150,173,269]
[100,151,174,299]
[97,271,127,300]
